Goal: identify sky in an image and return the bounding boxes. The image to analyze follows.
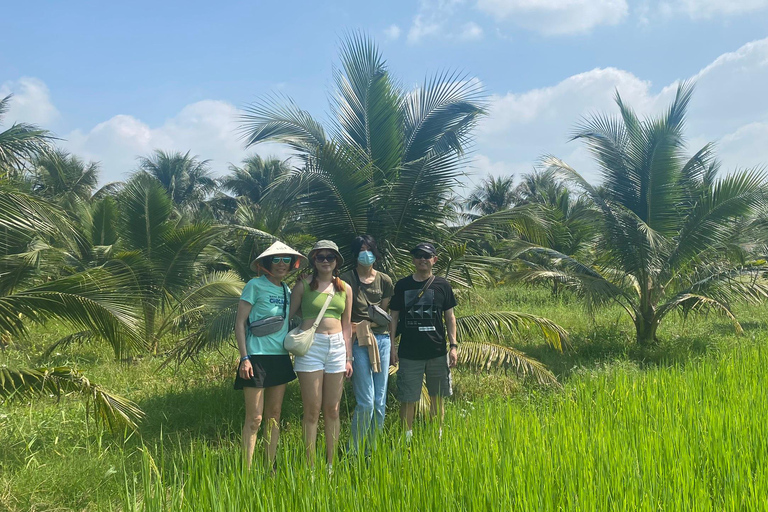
[2,0,768,195]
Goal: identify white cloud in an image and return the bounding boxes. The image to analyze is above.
[459,22,484,40]
[477,0,629,35]
[0,77,59,126]
[408,14,442,43]
[407,0,485,43]
[658,0,768,19]
[475,37,768,184]
[62,100,293,183]
[384,24,402,40]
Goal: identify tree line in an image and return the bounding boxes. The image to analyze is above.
[1,34,766,431]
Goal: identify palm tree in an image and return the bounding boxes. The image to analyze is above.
[136,150,217,213]
[109,174,242,354]
[237,34,566,382]
[220,155,290,204]
[515,83,768,345]
[466,174,517,215]
[30,148,100,215]
[0,94,54,179]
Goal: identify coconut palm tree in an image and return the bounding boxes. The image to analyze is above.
[220,155,290,204]
[0,94,54,178]
[108,174,242,354]
[136,150,217,213]
[466,175,517,215]
[30,148,100,216]
[515,83,768,345]
[236,33,566,382]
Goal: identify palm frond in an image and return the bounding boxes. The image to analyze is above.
[456,342,559,386]
[0,366,144,432]
[0,268,145,358]
[332,32,403,175]
[457,311,567,352]
[240,94,326,155]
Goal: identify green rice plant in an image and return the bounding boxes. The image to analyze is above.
[124,337,768,512]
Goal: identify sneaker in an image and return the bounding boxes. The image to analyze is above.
[438,428,443,440]
[405,430,413,444]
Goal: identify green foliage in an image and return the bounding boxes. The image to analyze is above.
[0,366,143,432]
[519,83,768,344]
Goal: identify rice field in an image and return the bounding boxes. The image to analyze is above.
[124,340,768,512]
[2,286,768,511]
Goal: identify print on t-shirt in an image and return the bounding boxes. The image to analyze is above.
[404,289,437,332]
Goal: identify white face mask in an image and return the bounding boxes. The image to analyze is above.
[358,250,376,266]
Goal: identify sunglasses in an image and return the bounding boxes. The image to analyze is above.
[271,256,293,264]
[413,252,434,260]
[314,253,337,262]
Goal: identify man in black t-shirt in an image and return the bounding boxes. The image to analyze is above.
[389,242,457,441]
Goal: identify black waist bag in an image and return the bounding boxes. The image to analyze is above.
[248,283,288,337]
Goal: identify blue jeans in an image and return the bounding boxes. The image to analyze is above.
[350,334,391,453]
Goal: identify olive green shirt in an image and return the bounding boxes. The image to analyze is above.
[342,270,394,334]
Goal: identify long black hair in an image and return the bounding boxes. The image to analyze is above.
[351,234,381,263]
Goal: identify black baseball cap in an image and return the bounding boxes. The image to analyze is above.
[410,242,437,256]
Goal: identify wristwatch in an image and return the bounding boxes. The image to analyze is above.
[449,344,458,350]
[240,355,250,362]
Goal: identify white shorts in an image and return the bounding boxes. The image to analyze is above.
[293,332,346,374]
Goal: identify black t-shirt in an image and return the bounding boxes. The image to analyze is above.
[390,275,457,360]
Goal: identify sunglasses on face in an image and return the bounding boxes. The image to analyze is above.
[413,252,433,260]
[314,253,337,263]
[271,256,293,265]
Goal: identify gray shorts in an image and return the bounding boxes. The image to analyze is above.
[396,355,452,403]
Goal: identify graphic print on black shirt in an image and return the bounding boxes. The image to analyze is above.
[404,289,436,332]
[391,275,457,360]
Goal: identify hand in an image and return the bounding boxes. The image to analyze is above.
[390,347,399,366]
[239,358,254,379]
[345,361,353,379]
[448,347,457,368]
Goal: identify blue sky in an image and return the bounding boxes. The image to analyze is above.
[2,0,768,191]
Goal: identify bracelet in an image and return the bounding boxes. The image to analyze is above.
[346,357,354,362]
[240,355,250,362]
[449,344,458,349]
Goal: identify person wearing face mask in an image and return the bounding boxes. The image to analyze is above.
[234,241,306,469]
[341,235,394,454]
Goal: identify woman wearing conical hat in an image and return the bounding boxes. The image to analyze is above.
[234,240,306,469]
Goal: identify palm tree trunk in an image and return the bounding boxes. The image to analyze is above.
[634,312,658,346]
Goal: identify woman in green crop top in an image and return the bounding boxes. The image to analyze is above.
[287,240,353,470]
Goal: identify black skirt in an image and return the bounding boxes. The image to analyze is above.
[234,354,297,389]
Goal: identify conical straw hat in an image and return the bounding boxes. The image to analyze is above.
[250,241,307,272]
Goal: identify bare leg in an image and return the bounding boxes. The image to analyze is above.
[242,387,265,468]
[400,402,417,431]
[297,371,323,467]
[321,372,345,465]
[262,384,287,468]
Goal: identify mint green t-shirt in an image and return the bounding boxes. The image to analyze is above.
[240,276,290,355]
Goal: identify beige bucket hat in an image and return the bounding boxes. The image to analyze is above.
[250,241,307,272]
[307,240,344,266]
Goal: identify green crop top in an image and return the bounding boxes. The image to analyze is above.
[301,287,346,320]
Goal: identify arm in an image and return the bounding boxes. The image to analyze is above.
[389,309,399,365]
[445,307,457,368]
[288,279,305,321]
[343,283,354,378]
[235,300,254,378]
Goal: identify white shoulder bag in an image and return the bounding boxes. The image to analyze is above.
[284,289,334,357]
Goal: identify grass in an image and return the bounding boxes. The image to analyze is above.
[1,284,767,511]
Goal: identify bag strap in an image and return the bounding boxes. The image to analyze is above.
[281,283,288,318]
[311,288,335,329]
[406,275,435,309]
